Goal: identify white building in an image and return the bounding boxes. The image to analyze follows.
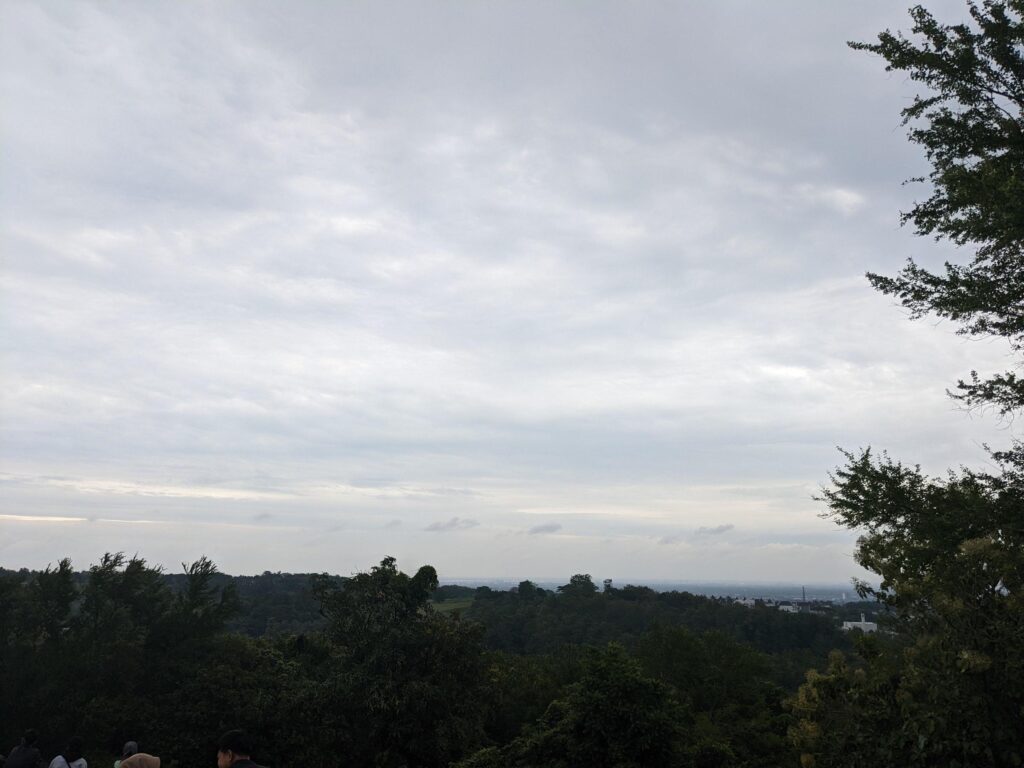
[842,613,878,633]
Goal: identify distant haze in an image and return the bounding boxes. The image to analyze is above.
[442,580,867,604]
[0,1,1010,581]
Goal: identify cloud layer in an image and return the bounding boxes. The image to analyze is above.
[0,0,1010,580]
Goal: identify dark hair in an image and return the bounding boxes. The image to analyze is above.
[23,731,38,746]
[217,731,252,757]
[66,738,83,763]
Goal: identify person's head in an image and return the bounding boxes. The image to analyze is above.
[216,731,252,768]
[22,731,38,747]
[122,742,139,759]
[66,739,83,763]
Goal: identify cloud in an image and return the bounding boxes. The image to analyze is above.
[0,0,1007,581]
[527,523,562,535]
[695,524,735,536]
[659,523,734,544]
[0,513,87,523]
[424,517,479,533]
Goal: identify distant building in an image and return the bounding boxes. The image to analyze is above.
[842,613,878,633]
[777,601,799,613]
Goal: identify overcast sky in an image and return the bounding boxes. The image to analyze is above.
[0,1,1012,583]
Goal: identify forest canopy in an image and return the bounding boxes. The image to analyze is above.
[1,554,834,768]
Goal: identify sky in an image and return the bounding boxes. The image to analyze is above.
[0,0,1014,582]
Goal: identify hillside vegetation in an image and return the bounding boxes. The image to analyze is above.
[1,556,853,767]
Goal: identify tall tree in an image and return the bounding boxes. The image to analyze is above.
[851,1,1024,416]
[312,557,488,768]
[794,4,1024,766]
[556,573,598,597]
[795,451,1024,766]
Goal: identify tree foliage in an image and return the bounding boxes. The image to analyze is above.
[556,573,598,597]
[457,645,689,768]
[0,554,243,764]
[467,577,844,683]
[795,452,1024,765]
[851,1,1024,415]
[794,5,1024,765]
[307,556,488,767]
[2,554,819,768]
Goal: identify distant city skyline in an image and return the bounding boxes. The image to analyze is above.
[0,0,1012,580]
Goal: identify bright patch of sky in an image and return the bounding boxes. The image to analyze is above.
[0,0,1009,582]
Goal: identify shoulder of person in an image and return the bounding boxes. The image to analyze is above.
[121,754,158,768]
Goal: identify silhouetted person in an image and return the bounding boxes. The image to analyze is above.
[113,743,139,768]
[216,731,264,768]
[5,731,42,768]
[66,739,86,768]
[117,753,157,768]
[48,738,86,768]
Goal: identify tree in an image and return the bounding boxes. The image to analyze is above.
[27,558,76,647]
[793,4,1024,766]
[0,562,77,747]
[175,556,239,635]
[795,451,1024,766]
[311,557,488,768]
[516,580,539,599]
[557,573,598,597]
[456,644,689,768]
[636,626,794,767]
[850,1,1024,416]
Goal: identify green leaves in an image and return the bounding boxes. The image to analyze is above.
[807,447,1024,765]
[312,557,488,767]
[851,2,1024,250]
[556,574,598,597]
[456,644,688,768]
[813,8,1024,729]
[854,2,1024,417]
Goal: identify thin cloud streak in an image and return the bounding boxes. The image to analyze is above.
[527,523,562,536]
[0,514,88,523]
[424,517,480,533]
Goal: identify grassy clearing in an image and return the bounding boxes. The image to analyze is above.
[433,597,474,614]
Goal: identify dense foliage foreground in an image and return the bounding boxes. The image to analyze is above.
[788,1,1024,765]
[2,555,832,767]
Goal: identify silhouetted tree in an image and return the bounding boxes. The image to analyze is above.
[795,4,1024,765]
[852,1,1024,416]
[311,557,488,767]
[556,574,598,597]
[457,644,688,768]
